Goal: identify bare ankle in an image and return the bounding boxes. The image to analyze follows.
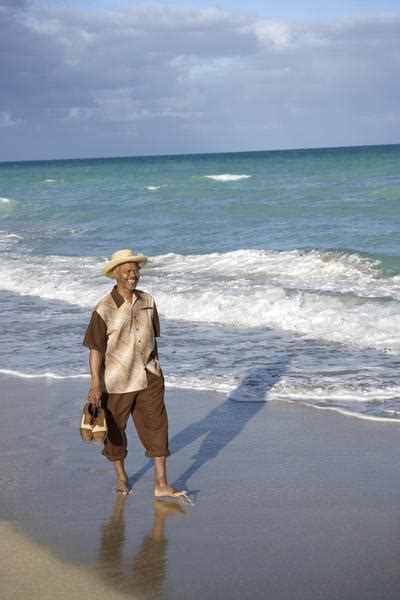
[155,479,167,488]
[114,460,128,482]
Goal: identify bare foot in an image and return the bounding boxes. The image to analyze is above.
[154,484,187,498]
[115,479,132,495]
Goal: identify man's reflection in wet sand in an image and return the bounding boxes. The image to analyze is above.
[98,495,185,597]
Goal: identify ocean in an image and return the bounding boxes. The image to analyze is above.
[0,144,399,421]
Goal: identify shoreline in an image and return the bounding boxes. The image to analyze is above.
[1,369,400,425]
[2,374,400,598]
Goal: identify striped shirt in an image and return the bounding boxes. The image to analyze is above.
[83,286,162,393]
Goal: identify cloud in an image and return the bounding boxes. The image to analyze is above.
[0,3,399,159]
[0,111,20,127]
[0,0,31,9]
[252,20,291,48]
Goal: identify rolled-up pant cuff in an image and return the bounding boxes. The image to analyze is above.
[102,448,128,462]
[145,449,171,458]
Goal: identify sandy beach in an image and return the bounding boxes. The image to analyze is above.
[1,373,400,599]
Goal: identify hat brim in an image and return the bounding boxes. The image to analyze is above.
[102,256,148,278]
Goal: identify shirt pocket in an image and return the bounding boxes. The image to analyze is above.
[141,306,154,324]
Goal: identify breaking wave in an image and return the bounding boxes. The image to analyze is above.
[0,247,399,354]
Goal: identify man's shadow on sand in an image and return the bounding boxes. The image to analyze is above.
[129,357,291,489]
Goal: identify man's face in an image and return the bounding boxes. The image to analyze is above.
[113,261,140,291]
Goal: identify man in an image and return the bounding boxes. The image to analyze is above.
[83,248,185,497]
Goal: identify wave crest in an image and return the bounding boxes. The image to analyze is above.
[204,174,251,182]
[0,247,399,353]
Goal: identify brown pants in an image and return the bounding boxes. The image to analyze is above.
[101,370,170,462]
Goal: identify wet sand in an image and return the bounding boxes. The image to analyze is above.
[1,373,400,599]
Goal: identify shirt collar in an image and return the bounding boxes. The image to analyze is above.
[111,285,140,308]
[111,285,125,308]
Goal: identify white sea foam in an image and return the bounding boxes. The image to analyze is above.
[0,198,13,215]
[145,184,169,191]
[153,249,400,299]
[155,286,400,352]
[271,384,400,404]
[0,248,399,353]
[281,400,400,424]
[0,232,23,240]
[165,366,400,403]
[163,374,400,422]
[0,253,108,307]
[0,368,89,380]
[0,231,23,250]
[44,178,63,183]
[204,174,251,182]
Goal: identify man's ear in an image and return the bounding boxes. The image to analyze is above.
[112,265,120,278]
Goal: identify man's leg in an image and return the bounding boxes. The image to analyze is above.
[153,455,186,498]
[114,460,130,494]
[102,391,136,494]
[132,371,186,497]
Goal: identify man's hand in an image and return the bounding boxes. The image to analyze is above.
[88,385,102,406]
[88,349,104,407]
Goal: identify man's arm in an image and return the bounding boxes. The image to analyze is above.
[88,349,103,406]
[153,339,159,360]
[83,310,107,406]
[151,302,160,361]
[153,302,160,336]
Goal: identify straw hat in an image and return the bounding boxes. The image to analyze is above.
[102,249,148,278]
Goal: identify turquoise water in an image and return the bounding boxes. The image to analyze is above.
[1,145,399,259]
[1,144,399,420]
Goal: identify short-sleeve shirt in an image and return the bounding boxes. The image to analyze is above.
[83,286,162,393]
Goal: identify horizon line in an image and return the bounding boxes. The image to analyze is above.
[1,141,399,165]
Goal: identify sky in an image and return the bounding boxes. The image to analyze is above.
[0,0,399,161]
